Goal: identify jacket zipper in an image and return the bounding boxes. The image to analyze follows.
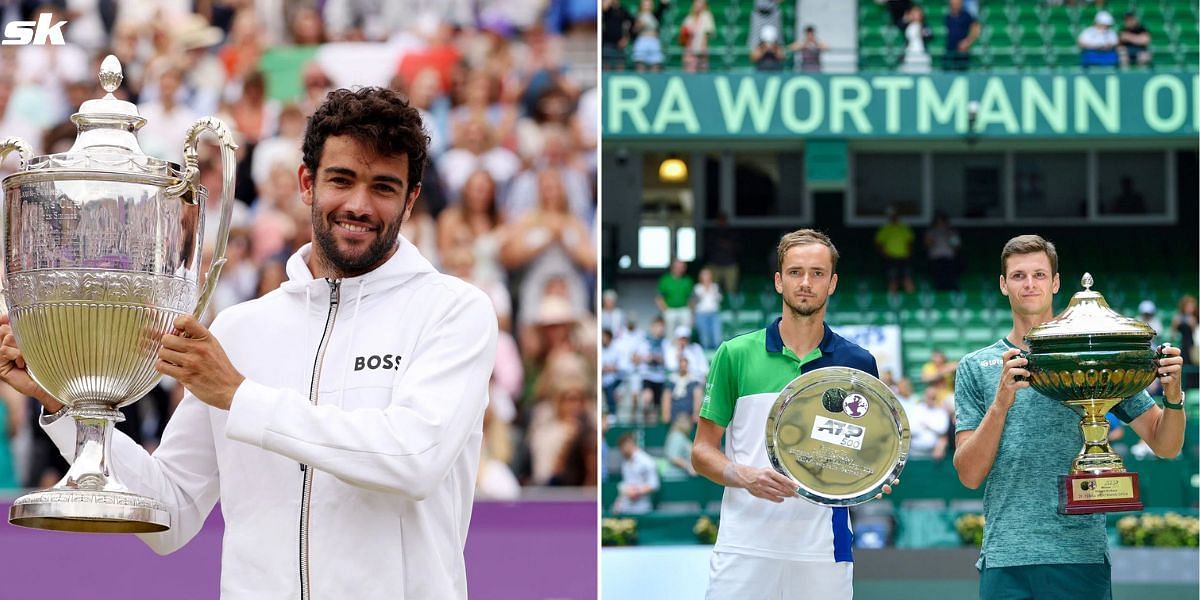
[300,278,340,600]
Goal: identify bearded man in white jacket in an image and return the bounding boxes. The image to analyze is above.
[0,87,499,599]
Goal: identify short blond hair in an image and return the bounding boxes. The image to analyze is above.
[777,229,839,274]
[1001,234,1058,276]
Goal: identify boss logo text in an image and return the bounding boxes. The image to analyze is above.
[354,354,402,371]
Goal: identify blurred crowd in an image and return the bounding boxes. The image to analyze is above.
[0,0,599,499]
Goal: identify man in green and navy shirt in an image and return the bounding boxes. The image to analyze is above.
[953,235,1187,600]
[692,229,880,599]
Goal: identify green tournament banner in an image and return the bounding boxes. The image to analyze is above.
[603,71,1198,140]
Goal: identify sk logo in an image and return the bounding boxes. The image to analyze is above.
[2,14,68,46]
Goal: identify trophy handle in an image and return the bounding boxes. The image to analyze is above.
[165,118,239,320]
[0,137,32,170]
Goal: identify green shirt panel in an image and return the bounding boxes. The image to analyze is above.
[954,339,1155,568]
[699,330,822,428]
[657,274,695,309]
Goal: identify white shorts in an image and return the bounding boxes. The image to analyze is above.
[705,551,854,600]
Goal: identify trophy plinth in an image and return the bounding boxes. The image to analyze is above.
[0,55,238,533]
[766,367,910,506]
[1024,273,1157,515]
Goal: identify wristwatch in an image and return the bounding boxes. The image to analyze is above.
[1162,391,1185,411]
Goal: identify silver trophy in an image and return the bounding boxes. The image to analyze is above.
[0,56,237,533]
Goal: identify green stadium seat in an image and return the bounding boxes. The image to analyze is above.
[902,326,931,345]
[930,327,960,346]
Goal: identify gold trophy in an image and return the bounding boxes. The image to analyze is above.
[1022,274,1159,514]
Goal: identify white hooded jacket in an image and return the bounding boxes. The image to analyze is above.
[42,238,499,599]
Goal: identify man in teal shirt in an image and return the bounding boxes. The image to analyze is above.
[953,234,1187,600]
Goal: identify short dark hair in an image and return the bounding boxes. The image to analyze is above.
[618,432,636,446]
[1001,234,1059,276]
[302,87,429,187]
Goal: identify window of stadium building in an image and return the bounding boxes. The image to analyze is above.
[1095,151,1169,218]
[728,152,806,220]
[931,153,1004,220]
[1013,152,1089,219]
[852,152,923,219]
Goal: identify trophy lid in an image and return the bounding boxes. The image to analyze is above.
[67,55,149,156]
[1,54,180,185]
[1024,273,1156,343]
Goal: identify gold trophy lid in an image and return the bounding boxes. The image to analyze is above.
[1024,273,1156,342]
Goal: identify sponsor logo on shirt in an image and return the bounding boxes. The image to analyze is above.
[353,354,402,371]
[979,358,1003,368]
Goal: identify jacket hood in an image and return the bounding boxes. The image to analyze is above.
[280,236,436,301]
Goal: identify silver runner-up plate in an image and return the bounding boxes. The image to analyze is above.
[765,367,910,506]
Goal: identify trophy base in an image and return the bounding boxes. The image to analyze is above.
[1058,472,1143,515]
[8,489,170,533]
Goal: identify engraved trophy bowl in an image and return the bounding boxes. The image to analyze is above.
[766,367,910,506]
[1022,273,1158,514]
[0,55,238,533]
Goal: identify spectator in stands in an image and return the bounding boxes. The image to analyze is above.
[900,5,932,74]
[910,386,952,460]
[692,229,891,599]
[790,25,828,72]
[436,169,507,288]
[636,317,669,424]
[705,212,740,295]
[680,0,716,73]
[751,25,786,71]
[602,0,634,70]
[1079,11,1120,67]
[897,377,919,409]
[662,413,698,479]
[921,349,957,405]
[601,289,627,337]
[1118,11,1152,68]
[1137,300,1165,348]
[693,267,723,350]
[665,326,710,382]
[657,259,695,337]
[875,206,915,294]
[1110,176,1146,214]
[527,352,595,485]
[663,355,704,423]
[439,117,522,199]
[501,169,596,344]
[876,0,915,30]
[880,368,899,393]
[954,235,1186,600]
[943,0,981,71]
[925,211,962,291]
[477,406,521,500]
[748,0,783,48]
[137,62,202,163]
[613,432,660,514]
[630,0,665,72]
[1170,295,1198,367]
[602,328,627,416]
